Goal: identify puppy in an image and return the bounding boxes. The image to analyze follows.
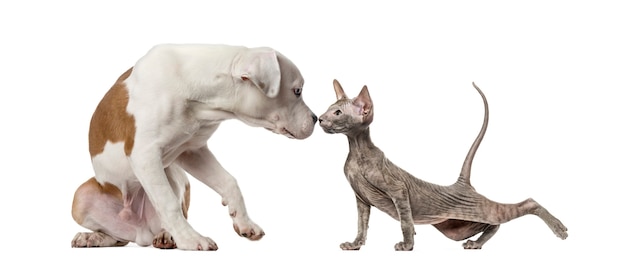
[71,44,317,250]
[318,80,567,250]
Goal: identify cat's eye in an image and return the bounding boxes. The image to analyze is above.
[293,87,302,97]
[334,110,342,116]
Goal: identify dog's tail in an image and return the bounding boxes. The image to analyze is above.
[457,82,489,187]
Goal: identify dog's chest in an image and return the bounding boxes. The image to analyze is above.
[159,120,219,163]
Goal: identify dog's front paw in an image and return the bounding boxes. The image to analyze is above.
[233,219,265,241]
[340,241,364,250]
[178,236,218,251]
[172,231,218,251]
[394,241,413,251]
[152,231,177,249]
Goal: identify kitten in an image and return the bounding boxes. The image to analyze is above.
[318,80,567,250]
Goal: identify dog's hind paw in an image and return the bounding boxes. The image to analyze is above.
[72,232,128,248]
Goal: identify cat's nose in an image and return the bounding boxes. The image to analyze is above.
[312,114,318,123]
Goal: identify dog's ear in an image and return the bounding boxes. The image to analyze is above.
[333,79,348,100]
[236,49,282,98]
[353,85,373,123]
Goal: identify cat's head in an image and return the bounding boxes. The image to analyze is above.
[318,79,374,135]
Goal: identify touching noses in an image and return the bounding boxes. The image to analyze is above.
[318,115,325,124]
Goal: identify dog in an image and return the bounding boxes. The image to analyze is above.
[318,80,568,250]
[71,44,317,251]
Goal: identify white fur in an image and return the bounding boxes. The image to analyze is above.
[73,44,316,250]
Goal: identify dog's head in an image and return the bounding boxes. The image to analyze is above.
[318,79,374,135]
[232,48,317,139]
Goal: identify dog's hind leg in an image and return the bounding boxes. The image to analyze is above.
[71,178,137,247]
[72,169,193,249]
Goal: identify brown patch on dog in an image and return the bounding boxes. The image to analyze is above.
[72,177,123,224]
[89,68,136,157]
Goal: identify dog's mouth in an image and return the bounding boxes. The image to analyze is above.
[264,127,296,139]
[281,128,296,139]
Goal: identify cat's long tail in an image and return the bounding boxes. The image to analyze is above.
[457,82,489,187]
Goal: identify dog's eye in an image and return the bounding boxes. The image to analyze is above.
[293,87,302,97]
[334,110,342,116]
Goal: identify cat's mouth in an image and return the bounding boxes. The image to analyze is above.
[320,126,338,134]
[319,121,335,134]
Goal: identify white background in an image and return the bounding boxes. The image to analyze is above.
[1,0,623,270]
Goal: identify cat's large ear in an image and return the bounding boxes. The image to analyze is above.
[354,85,374,124]
[354,85,373,115]
[333,79,348,100]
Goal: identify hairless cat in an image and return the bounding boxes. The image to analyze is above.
[318,80,568,251]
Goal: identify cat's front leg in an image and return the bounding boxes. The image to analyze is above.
[340,197,371,250]
[392,189,415,251]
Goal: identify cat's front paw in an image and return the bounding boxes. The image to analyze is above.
[394,241,413,251]
[340,240,364,250]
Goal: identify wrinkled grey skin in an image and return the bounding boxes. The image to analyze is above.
[318,80,568,251]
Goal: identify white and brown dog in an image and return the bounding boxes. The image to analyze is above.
[71,44,317,251]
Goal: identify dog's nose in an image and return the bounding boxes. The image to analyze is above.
[312,114,318,123]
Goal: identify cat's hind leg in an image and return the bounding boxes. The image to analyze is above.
[433,219,498,249]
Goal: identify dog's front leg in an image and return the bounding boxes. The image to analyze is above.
[177,145,265,241]
[340,197,371,250]
[130,150,218,251]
